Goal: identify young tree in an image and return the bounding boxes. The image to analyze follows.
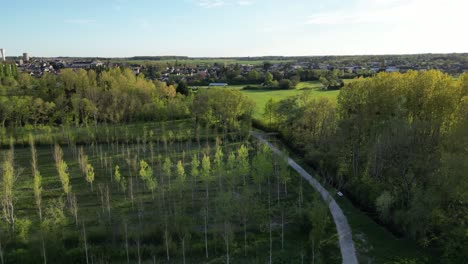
[200,154,212,258]
[78,147,88,177]
[2,146,15,233]
[213,146,224,189]
[237,145,249,186]
[29,134,43,220]
[190,154,200,203]
[114,165,123,191]
[162,157,172,188]
[176,160,186,196]
[174,205,191,264]
[216,191,234,264]
[54,144,70,196]
[29,134,47,264]
[252,144,273,194]
[69,193,79,225]
[139,160,156,197]
[226,151,237,190]
[85,163,95,191]
[263,98,278,128]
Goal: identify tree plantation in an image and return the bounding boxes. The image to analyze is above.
[0,123,339,263]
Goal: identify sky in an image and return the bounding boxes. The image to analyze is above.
[1,0,467,57]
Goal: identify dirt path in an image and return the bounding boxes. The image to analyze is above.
[251,132,358,264]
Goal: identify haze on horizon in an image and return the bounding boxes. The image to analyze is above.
[2,0,468,57]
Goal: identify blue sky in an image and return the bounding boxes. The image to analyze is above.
[1,0,467,57]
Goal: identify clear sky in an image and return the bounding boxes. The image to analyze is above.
[1,0,467,57]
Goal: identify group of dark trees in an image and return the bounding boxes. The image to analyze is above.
[266,70,468,262]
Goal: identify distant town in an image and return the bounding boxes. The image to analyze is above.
[1,50,467,85]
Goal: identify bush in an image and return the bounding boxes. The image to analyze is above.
[279,79,294,90]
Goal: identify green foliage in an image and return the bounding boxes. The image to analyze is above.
[15,218,32,243]
[190,154,200,179]
[139,160,156,192]
[375,191,394,222]
[176,160,186,187]
[41,198,67,235]
[279,79,294,90]
[201,154,212,183]
[192,88,254,133]
[85,163,95,189]
[273,70,468,262]
[0,68,191,127]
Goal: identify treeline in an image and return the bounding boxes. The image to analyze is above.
[267,70,468,262]
[0,68,254,130]
[0,68,190,126]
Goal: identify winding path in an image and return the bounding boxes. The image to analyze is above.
[251,132,358,264]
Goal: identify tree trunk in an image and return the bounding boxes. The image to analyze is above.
[243,217,247,257]
[225,234,230,264]
[165,221,170,261]
[136,239,141,264]
[41,232,47,264]
[182,237,186,264]
[0,232,4,264]
[83,223,89,264]
[204,208,209,259]
[281,209,284,250]
[125,223,130,264]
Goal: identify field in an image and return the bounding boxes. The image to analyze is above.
[0,120,340,263]
[244,83,339,119]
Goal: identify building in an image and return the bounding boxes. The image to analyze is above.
[23,53,29,63]
[209,83,228,87]
[0,48,5,62]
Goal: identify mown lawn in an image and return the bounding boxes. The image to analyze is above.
[240,81,341,119]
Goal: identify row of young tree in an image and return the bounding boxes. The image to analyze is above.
[266,70,468,262]
[0,130,339,263]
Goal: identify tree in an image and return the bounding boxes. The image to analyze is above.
[200,154,211,258]
[216,191,234,264]
[279,79,294,90]
[176,160,186,194]
[54,144,70,196]
[263,98,278,128]
[237,145,250,186]
[308,199,331,263]
[176,81,190,96]
[265,72,274,86]
[213,146,224,189]
[2,146,15,233]
[139,160,156,197]
[247,70,260,83]
[190,154,200,203]
[85,163,95,191]
[114,165,127,192]
[162,157,173,188]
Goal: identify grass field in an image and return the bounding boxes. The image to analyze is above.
[240,81,341,119]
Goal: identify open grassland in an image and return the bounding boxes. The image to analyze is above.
[241,81,341,119]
